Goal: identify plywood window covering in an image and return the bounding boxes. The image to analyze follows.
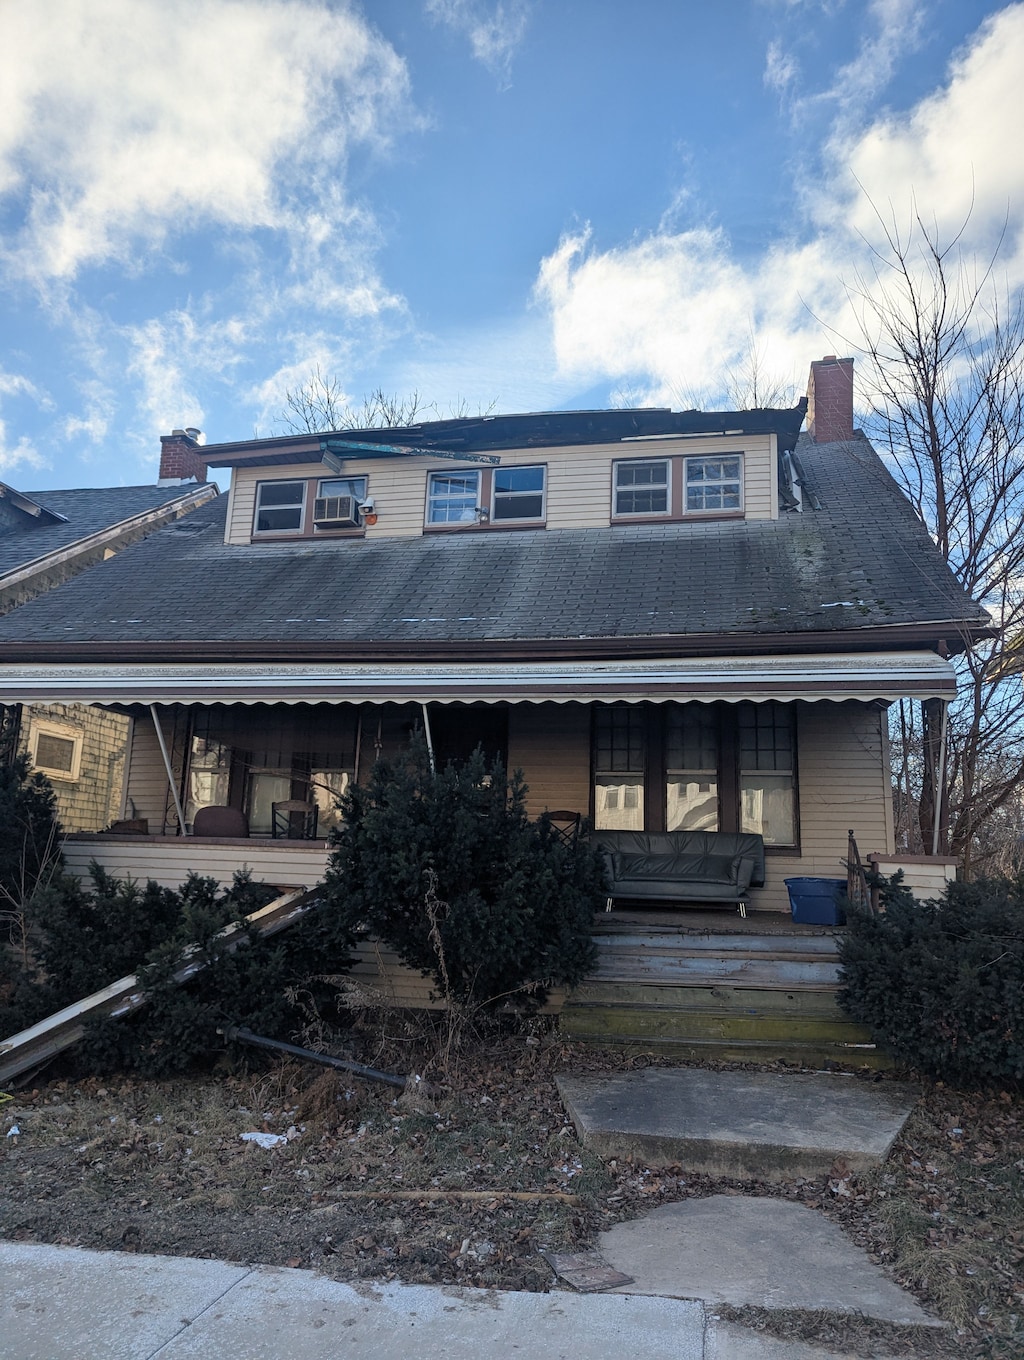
[592,700,798,848]
[612,454,744,521]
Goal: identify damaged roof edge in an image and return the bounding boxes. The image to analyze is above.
[202,401,809,467]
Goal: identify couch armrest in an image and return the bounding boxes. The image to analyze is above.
[732,855,757,894]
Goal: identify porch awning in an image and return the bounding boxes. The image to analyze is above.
[0,651,956,706]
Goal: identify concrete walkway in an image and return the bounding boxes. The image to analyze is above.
[557,1067,919,1179]
[1,1242,897,1360]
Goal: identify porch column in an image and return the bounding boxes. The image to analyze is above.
[150,704,189,836]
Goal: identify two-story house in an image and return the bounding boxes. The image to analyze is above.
[0,357,989,910]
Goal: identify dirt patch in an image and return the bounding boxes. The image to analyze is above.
[2,1040,1022,1357]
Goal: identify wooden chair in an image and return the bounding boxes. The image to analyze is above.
[546,809,582,848]
[272,799,319,840]
[193,805,249,838]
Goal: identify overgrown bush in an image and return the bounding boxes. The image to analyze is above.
[838,873,1024,1085]
[0,754,64,1034]
[322,742,603,1009]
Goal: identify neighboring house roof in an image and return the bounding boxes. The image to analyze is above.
[0,433,989,661]
[0,482,218,615]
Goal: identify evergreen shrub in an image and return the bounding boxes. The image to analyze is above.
[322,742,603,1008]
[838,873,1024,1085]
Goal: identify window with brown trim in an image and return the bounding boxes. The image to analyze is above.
[592,700,798,847]
[611,454,744,521]
[251,476,368,539]
[425,465,547,529]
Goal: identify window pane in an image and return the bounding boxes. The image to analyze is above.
[595,775,645,830]
[594,706,645,772]
[319,477,367,501]
[667,778,719,831]
[738,702,794,771]
[35,732,76,774]
[246,773,292,835]
[492,465,545,520]
[255,481,304,532]
[615,460,669,515]
[685,456,742,512]
[428,471,479,523]
[741,775,796,845]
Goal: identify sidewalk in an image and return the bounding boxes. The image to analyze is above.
[1,1241,887,1360]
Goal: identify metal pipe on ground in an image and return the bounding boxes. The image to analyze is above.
[220,1025,434,1095]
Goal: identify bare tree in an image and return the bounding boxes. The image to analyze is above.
[277,366,493,434]
[845,206,1024,872]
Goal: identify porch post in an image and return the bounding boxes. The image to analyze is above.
[150,704,190,836]
[420,702,436,773]
[931,699,950,857]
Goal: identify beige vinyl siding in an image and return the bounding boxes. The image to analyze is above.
[754,701,893,914]
[224,434,779,543]
[122,710,177,832]
[509,702,591,819]
[62,834,328,894]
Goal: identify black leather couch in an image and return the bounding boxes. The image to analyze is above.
[594,830,766,914]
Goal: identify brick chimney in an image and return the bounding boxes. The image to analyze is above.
[806,356,854,443]
[159,428,207,484]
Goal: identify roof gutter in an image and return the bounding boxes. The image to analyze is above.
[0,619,994,666]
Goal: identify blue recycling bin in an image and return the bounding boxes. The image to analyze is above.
[784,877,847,925]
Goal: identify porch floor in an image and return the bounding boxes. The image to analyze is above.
[596,907,842,938]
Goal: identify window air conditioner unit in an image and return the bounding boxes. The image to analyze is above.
[313,495,359,529]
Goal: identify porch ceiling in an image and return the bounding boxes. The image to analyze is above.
[0,651,955,706]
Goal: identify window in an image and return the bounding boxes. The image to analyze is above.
[738,702,796,846]
[313,476,367,531]
[614,460,670,516]
[666,705,719,831]
[685,456,742,512]
[29,722,83,781]
[426,465,548,528]
[254,480,305,533]
[593,705,646,830]
[492,466,545,521]
[611,454,744,520]
[427,471,480,524]
[592,701,797,847]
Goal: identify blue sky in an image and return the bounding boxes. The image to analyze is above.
[1,0,1021,489]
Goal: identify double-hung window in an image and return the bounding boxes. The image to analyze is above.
[427,471,480,524]
[685,456,742,511]
[254,480,305,533]
[612,454,744,520]
[426,465,547,527]
[738,703,796,845]
[492,466,545,521]
[593,701,797,846]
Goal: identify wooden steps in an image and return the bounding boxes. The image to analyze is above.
[562,914,887,1068]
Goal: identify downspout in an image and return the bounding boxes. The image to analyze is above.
[150,704,189,836]
[931,700,949,857]
[421,702,436,773]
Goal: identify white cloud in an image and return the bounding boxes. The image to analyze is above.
[764,40,798,94]
[0,0,414,284]
[425,0,532,87]
[534,4,1024,406]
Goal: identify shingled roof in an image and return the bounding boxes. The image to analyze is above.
[0,434,989,660]
[0,484,214,579]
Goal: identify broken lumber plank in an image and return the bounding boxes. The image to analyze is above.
[0,887,318,1085]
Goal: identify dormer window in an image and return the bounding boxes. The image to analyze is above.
[492,466,545,521]
[612,454,744,521]
[313,477,367,531]
[254,480,305,533]
[686,456,742,512]
[614,460,670,516]
[427,471,480,524]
